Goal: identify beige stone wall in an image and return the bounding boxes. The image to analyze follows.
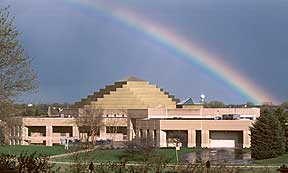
[17,117,130,146]
[148,107,260,118]
[159,120,252,131]
[136,119,253,148]
[5,78,260,148]
[8,106,258,147]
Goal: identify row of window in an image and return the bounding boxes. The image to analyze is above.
[105,114,126,118]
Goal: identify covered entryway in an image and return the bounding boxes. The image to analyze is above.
[165,130,188,147]
[209,131,243,148]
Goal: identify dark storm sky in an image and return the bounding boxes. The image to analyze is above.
[1,0,288,104]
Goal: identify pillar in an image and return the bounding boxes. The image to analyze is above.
[147,129,150,139]
[135,129,140,140]
[155,130,160,147]
[142,129,147,139]
[201,130,209,148]
[151,129,155,141]
[46,126,53,146]
[127,119,134,141]
[99,126,106,139]
[16,126,20,137]
[158,130,166,147]
[188,130,196,148]
[243,130,250,148]
[73,126,79,140]
[21,126,29,145]
[11,126,15,137]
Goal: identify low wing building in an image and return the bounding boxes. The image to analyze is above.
[7,77,260,148]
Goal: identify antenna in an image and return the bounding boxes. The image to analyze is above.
[200,94,206,103]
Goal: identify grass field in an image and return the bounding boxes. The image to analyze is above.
[0,145,73,156]
[0,145,285,173]
[52,147,203,163]
[1,145,287,167]
[253,154,288,165]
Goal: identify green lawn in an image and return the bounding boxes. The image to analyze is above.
[52,147,204,163]
[52,149,124,162]
[153,147,203,163]
[0,145,73,157]
[253,154,288,166]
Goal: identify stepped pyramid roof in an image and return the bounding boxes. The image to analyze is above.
[125,76,145,81]
[74,77,179,109]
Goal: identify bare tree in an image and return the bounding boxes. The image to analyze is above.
[0,7,37,101]
[76,107,104,146]
[0,6,37,122]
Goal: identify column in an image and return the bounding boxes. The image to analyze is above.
[142,129,147,139]
[147,129,150,139]
[160,130,167,147]
[151,129,155,146]
[16,126,20,137]
[155,130,160,148]
[46,126,53,146]
[127,119,134,141]
[9,127,12,138]
[12,126,15,137]
[188,130,196,148]
[201,130,209,148]
[99,126,106,139]
[73,126,79,140]
[135,129,140,140]
[243,130,250,148]
[21,126,29,145]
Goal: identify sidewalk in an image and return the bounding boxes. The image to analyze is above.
[50,147,97,159]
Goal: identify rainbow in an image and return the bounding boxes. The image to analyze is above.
[65,0,276,104]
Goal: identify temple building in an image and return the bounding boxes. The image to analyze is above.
[7,77,260,148]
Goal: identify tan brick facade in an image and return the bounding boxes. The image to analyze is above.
[7,77,259,148]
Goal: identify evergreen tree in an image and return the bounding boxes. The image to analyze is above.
[250,108,285,160]
[274,107,288,151]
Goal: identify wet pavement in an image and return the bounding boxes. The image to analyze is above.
[182,148,252,165]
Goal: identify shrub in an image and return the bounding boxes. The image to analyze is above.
[0,152,58,172]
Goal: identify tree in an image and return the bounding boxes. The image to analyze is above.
[250,108,285,159]
[245,102,256,108]
[122,137,154,162]
[204,101,225,108]
[274,107,288,151]
[76,107,104,146]
[0,152,59,172]
[281,101,288,109]
[0,7,37,118]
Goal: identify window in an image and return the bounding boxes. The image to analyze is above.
[106,126,127,135]
[60,133,66,137]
